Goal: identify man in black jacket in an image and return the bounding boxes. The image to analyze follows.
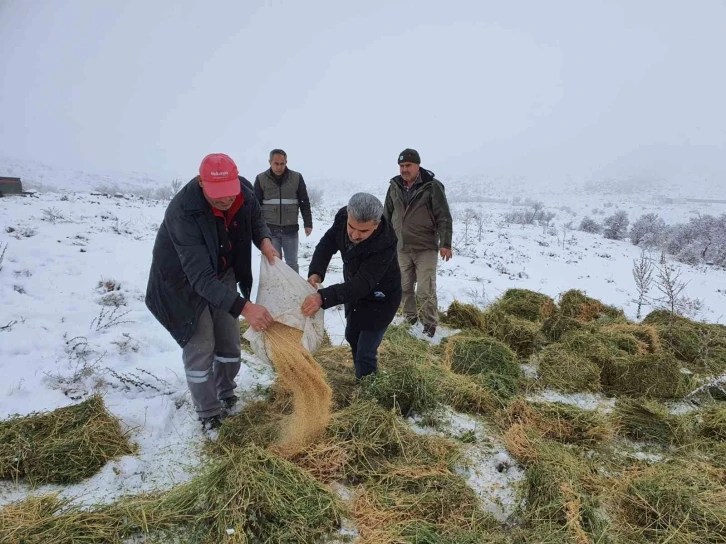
[301,193,401,380]
[146,153,279,431]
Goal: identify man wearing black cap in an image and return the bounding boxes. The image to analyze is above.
[383,149,452,338]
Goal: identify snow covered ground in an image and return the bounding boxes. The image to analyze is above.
[2,167,726,513]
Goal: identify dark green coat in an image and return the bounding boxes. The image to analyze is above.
[383,168,453,253]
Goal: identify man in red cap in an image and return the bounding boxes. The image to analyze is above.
[146,153,279,432]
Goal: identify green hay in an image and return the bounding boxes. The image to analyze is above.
[491,288,556,322]
[519,438,606,541]
[311,400,458,483]
[361,360,439,418]
[613,398,694,445]
[600,353,693,398]
[598,328,648,355]
[0,445,344,544]
[353,466,505,544]
[558,289,624,322]
[443,300,487,330]
[614,461,726,543]
[537,344,601,393]
[698,404,726,441]
[0,395,136,485]
[502,398,612,445]
[643,310,726,374]
[558,330,618,368]
[602,324,661,353]
[212,399,281,453]
[482,307,545,358]
[443,335,523,399]
[433,368,501,415]
[541,314,583,342]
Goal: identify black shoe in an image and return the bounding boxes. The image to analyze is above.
[220,395,239,416]
[406,316,418,325]
[423,324,436,338]
[200,415,222,432]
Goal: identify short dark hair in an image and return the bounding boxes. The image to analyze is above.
[269,149,287,160]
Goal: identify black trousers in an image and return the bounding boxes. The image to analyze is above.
[344,321,387,380]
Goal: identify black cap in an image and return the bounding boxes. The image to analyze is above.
[397,148,421,165]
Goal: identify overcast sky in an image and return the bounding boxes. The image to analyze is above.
[1,0,724,187]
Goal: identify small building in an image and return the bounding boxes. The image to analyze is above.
[0,176,23,196]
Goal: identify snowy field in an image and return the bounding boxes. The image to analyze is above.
[2,165,726,521]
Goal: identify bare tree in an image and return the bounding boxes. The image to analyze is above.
[474,212,486,242]
[632,249,654,319]
[170,178,182,195]
[0,242,7,272]
[654,251,689,331]
[460,208,477,245]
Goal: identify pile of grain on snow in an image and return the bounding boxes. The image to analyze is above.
[263,322,332,457]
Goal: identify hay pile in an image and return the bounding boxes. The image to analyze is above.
[0,395,135,485]
[443,300,488,330]
[558,289,624,322]
[536,344,601,393]
[600,353,692,398]
[643,309,726,373]
[612,461,726,542]
[490,288,556,322]
[443,335,523,398]
[502,398,612,445]
[541,314,583,342]
[352,467,505,543]
[482,307,544,358]
[262,321,332,457]
[0,445,344,544]
[503,426,606,542]
[698,404,726,441]
[613,398,694,445]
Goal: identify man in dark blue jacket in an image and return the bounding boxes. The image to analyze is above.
[302,193,401,380]
[146,153,278,431]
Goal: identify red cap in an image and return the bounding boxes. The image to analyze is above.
[198,153,241,198]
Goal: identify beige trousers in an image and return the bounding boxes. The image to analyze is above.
[398,250,439,326]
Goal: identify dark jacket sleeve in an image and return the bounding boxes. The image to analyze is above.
[432,180,453,249]
[318,242,396,310]
[383,185,394,222]
[308,212,342,281]
[246,182,272,249]
[297,175,313,229]
[253,175,264,205]
[165,210,240,314]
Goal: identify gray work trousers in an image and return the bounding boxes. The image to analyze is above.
[182,270,242,419]
[270,230,300,273]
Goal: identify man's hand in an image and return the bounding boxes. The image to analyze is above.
[260,238,280,264]
[440,247,452,261]
[241,302,274,332]
[308,274,322,289]
[301,293,323,317]
[305,227,313,236]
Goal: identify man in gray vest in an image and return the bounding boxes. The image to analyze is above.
[253,149,313,273]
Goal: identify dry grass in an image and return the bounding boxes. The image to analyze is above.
[0,395,136,485]
[536,344,602,393]
[501,398,613,445]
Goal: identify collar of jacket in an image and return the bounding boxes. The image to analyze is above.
[344,214,397,259]
[210,193,245,227]
[391,168,436,190]
[266,168,289,184]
